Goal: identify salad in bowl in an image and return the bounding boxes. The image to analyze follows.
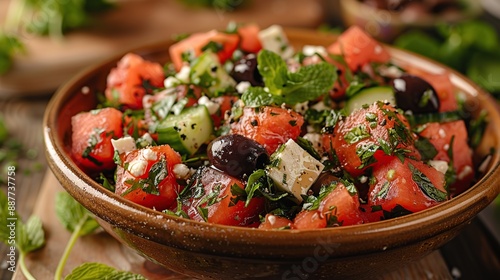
[68,23,487,230]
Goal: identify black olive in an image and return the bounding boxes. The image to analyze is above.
[207,134,269,179]
[391,74,440,114]
[230,54,264,87]
[309,172,341,196]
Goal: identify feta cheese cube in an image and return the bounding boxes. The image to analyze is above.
[258,25,294,59]
[267,139,324,202]
[111,136,136,154]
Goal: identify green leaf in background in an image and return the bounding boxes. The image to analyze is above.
[0,115,8,144]
[394,19,500,97]
[394,30,440,61]
[16,216,45,254]
[0,34,24,75]
[467,52,500,94]
[0,190,16,243]
[55,192,99,235]
[65,263,146,280]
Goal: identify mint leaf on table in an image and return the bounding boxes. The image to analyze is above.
[55,192,101,280]
[65,263,146,280]
[16,216,45,254]
[241,50,337,107]
[55,192,100,235]
[0,190,44,280]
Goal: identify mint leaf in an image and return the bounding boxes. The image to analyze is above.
[0,190,15,243]
[242,50,337,107]
[257,50,288,94]
[241,87,280,107]
[55,192,100,235]
[65,263,146,280]
[408,163,447,202]
[284,62,337,105]
[16,216,45,254]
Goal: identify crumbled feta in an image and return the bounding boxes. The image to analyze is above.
[236,81,251,94]
[294,101,309,115]
[267,139,324,202]
[128,159,148,177]
[198,96,220,115]
[429,160,449,175]
[140,148,157,161]
[164,76,179,89]
[139,133,154,145]
[438,128,446,138]
[302,45,327,57]
[258,25,294,59]
[175,65,191,83]
[458,166,473,180]
[111,136,136,154]
[173,163,191,179]
[234,63,249,73]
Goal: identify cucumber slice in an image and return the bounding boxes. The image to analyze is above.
[190,51,236,96]
[156,106,214,155]
[345,86,395,114]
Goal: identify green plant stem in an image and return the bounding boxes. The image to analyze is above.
[54,217,86,280]
[19,253,36,280]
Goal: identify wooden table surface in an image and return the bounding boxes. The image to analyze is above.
[1,1,500,279]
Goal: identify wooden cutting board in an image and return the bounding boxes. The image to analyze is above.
[12,171,453,280]
[0,0,324,97]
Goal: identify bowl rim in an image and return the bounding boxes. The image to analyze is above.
[44,27,500,257]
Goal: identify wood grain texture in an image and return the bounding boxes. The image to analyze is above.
[0,97,49,280]
[0,0,325,97]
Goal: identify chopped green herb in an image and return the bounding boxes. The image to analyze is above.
[408,163,447,202]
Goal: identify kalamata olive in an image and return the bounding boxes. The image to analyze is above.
[309,172,341,196]
[230,54,264,87]
[391,74,440,114]
[207,134,269,179]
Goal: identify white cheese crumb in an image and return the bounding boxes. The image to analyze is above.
[443,144,450,151]
[458,165,473,180]
[234,63,249,73]
[438,128,446,138]
[128,159,148,177]
[198,96,220,115]
[164,76,179,89]
[429,160,449,175]
[140,148,157,161]
[173,163,191,179]
[175,65,191,83]
[267,215,276,226]
[139,133,154,145]
[294,101,309,115]
[111,136,136,154]
[302,45,327,57]
[236,81,251,94]
[258,25,294,59]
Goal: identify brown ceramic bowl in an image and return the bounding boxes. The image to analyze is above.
[44,28,500,279]
[339,0,482,42]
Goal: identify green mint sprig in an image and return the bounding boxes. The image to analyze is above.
[241,50,337,107]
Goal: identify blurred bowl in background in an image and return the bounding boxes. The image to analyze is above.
[339,0,483,42]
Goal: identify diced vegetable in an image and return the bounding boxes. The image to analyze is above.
[71,108,123,172]
[327,25,390,71]
[156,105,214,156]
[115,145,182,211]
